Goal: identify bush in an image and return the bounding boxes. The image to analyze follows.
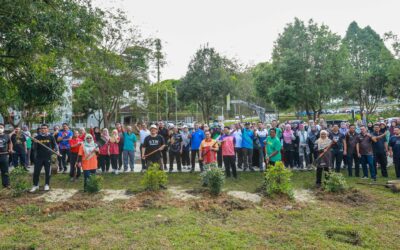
[200,163,225,195]
[323,172,348,192]
[86,175,103,193]
[141,163,168,191]
[9,166,30,197]
[264,162,293,199]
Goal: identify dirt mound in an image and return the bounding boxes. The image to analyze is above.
[190,193,254,212]
[122,191,185,211]
[261,196,302,210]
[169,186,200,201]
[316,188,371,206]
[0,191,44,214]
[227,191,262,203]
[42,200,96,215]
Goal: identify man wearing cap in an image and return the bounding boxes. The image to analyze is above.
[189,122,205,172]
[242,122,255,171]
[142,125,165,169]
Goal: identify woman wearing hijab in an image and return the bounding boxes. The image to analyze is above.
[283,124,296,168]
[315,130,333,187]
[109,129,120,174]
[98,128,110,173]
[77,134,99,191]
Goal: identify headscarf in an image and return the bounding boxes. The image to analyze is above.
[83,134,97,157]
[283,124,293,144]
[102,128,110,141]
[111,129,119,143]
[316,130,331,150]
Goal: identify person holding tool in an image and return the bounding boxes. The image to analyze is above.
[0,123,12,188]
[77,134,99,191]
[199,131,219,166]
[141,125,165,169]
[30,124,59,192]
[314,130,333,187]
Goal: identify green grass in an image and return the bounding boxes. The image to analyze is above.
[1,168,400,249]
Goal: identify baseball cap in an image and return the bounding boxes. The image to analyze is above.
[245,122,250,126]
[150,125,158,130]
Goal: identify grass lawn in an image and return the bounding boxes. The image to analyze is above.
[1,168,400,249]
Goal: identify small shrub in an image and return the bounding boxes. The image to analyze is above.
[200,163,225,195]
[86,175,103,193]
[323,172,348,193]
[141,163,168,191]
[264,162,293,199]
[9,166,30,197]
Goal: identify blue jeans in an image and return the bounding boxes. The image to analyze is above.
[360,155,376,179]
[123,150,135,170]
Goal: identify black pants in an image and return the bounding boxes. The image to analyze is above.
[33,157,51,186]
[374,152,388,177]
[118,145,123,170]
[316,166,330,185]
[394,157,400,179]
[235,148,243,169]
[181,150,190,166]
[99,155,110,172]
[191,149,203,171]
[242,148,254,170]
[140,144,147,170]
[331,149,343,172]
[110,154,118,170]
[347,153,360,177]
[162,147,168,168]
[169,151,182,171]
[284,150,294,168]
[223,155,237,178]
[0,156,10,187]
[12,152,26,167]
[217,149,223,167]
[60,149,70,171]
[69,152,81,178]
[293,146,300,167]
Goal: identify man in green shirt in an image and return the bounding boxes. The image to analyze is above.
[269,120,282,140]
[265,128,282,166]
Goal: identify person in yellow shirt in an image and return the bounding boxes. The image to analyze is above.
[199,131,219,166]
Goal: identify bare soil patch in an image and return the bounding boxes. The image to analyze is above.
[315,188,371,206]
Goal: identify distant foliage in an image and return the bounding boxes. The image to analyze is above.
[141,163,168,191]
[264,162,294,199]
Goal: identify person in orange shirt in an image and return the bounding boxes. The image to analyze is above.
[199,131,219,166]
[77,134,99,191]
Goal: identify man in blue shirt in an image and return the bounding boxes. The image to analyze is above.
[389,127,400,179]
[190,123,205,172]
[242,122,255,171]
[372,124,388,177]
[57,123,73,173]
[123,126,137,172]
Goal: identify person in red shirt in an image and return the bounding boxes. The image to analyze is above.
[69,130,83,180]
[78,128,86,141]
[109,129,120,174]
[219,126,237,178]
[199,131,219,166]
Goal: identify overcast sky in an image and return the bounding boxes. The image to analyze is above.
[93,0,400,81]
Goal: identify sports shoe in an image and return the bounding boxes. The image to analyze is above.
[115,169,119,175]
[44,185,50,191]
[361,176,368,179]
[30,186,39,193]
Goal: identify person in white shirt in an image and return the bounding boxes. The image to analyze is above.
[180,125,191,169]
[297,124,310,169]
[232,123,243,169]
[139,123,150,171]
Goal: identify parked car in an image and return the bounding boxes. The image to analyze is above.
[326,120,348,126]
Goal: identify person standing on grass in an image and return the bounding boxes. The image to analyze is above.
[212,126,223,167]
[142,125,165,168]
[242,122,255,171]
[115,123,124,171]
[315,130,332,187]
[109,129,120,175]
[139,123,150,171]
[371,124,389,178]
[219,126,237,178]
[22,125,32,168]
[307,125,319,164]
[282,124,296,169]
[180,125,191,170]
[30,124,59,192]
[123,126,137,172]
[356,125,384,181]
[69,130,83,181]
[265,128,282,167]
[10,126,27,169]
[232,123,243,169]
[98,128,111,173]
[343,124,360,177]
[329,124,345,172]
[190,122,205,172]
[199,131,219,165]
[297,124,309,169]
[0,123,11,188]
[77,134,99,191]
[158,122,169,170]
[389,127,400,179]
[168,126,183,172]
[57,123,73,173]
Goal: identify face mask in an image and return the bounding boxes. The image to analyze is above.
[0,128,4,134]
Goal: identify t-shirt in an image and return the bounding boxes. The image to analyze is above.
[57,130,73,150]
[345,132,358,155]
[34,134,58,158]
[219,134,235,156]
[143,135,165,162]
[139,129,150,144]
[241,128,254,149]
[169,133,182,153]
[200,139,219,164]
[357,133,373,156]
[372,132,386,154]
[109,140,119,155]
[232,130,242,148]
[0,134,10,157]
[11,133,26,153]
[191,129,205,150]
[389,136,400,157]
[69,138,83,154]
[123,132,137,151]
[257,129,268,147]
[266,136,282,162]
[78,146,98,170]
[329,131,345,151]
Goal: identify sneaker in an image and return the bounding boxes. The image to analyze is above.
[115,169,119,175]
[362,176,368,179]
[169,169,173,173]
[30,186,39,193]
[124,168,130,173]
[130,168,134,173]
[44,185,50,191]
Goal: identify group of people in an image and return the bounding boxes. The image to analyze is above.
[1,116,400,191]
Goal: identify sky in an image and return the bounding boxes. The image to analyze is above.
[93,0,400,81]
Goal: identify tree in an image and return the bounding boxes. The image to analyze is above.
[146,79,180,120]
[153,38,166,83]
[384,32,400,100]
[342,22,394,116]
[178,46,237,124]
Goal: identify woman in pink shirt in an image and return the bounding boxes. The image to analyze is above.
[109,129,120,174]
[98,128,110,173]
[219,126,237,178]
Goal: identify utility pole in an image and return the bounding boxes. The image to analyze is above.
[165,88,168,121]
[156,86,159,121]
[175,88,178,125]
